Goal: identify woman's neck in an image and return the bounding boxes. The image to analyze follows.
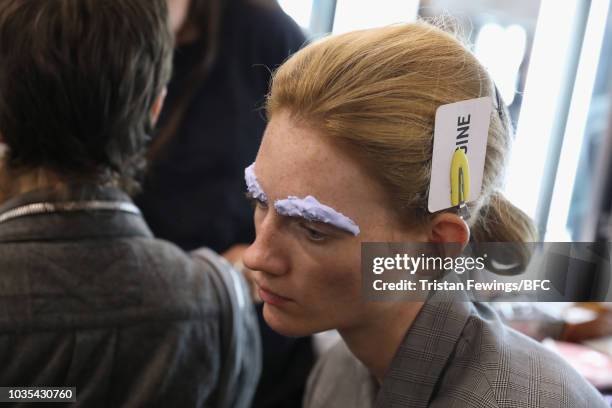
[338,301,424,384]
[0,166,65,205]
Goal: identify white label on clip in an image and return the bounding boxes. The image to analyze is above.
[428,97,492,213]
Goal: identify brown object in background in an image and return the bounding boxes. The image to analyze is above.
[561,303,612,342]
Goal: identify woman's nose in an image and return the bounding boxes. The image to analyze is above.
[243,216,288,277]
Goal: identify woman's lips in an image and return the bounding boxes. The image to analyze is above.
[258,285,292,306]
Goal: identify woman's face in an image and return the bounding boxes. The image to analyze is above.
[243,110,427,337]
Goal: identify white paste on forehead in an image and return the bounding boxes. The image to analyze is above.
[274,196,360,236]
[245,163,268,203]
[245,163,361,236]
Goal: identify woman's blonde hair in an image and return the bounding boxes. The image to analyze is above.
[267,22,537,245]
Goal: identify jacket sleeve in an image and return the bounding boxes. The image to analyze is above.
[191,247,262,408]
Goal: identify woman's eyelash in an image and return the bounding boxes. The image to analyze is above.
[300,222,327,242]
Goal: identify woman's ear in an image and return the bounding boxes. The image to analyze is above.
[150,87,167,126]
[428,212,470,246]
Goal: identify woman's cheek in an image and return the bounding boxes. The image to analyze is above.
[316,253,361,301]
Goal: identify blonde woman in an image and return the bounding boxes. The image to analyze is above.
[242,22,608,407]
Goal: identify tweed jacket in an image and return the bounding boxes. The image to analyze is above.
[0,185,261,407]
[305,290,608,408]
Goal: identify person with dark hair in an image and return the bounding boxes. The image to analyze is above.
[0,1,260,406]
[135,1,313,407]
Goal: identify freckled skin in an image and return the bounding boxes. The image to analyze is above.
[243,110,428,337]
[247,162,362,236]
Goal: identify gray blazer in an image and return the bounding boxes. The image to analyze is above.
[305,290,608,408]
[0,185,261,407]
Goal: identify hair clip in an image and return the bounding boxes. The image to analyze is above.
[450,147,471,220]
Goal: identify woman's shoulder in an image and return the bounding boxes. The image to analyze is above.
[437,302,608,408]
[304,340,377,408]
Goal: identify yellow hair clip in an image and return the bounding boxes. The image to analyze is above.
[450,148,470,219]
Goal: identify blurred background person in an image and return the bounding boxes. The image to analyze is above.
[134,1,313,406]
[138,0,304,254]
[0,0,260,406]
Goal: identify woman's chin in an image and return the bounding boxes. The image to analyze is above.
[262,303,319,337]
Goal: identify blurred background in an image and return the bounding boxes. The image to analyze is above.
[279,0,612,245]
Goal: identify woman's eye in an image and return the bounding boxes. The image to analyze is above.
[245,193,268,209]
[301,224,327,242]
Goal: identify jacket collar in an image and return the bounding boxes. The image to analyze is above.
[375,287,473,408]
[0,184,153,243]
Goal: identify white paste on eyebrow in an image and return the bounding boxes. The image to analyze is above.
[274,196,360,236]
[245,163,268,203]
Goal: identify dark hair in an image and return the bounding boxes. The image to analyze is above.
[0,0,174,192]
[147,0,280,161]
